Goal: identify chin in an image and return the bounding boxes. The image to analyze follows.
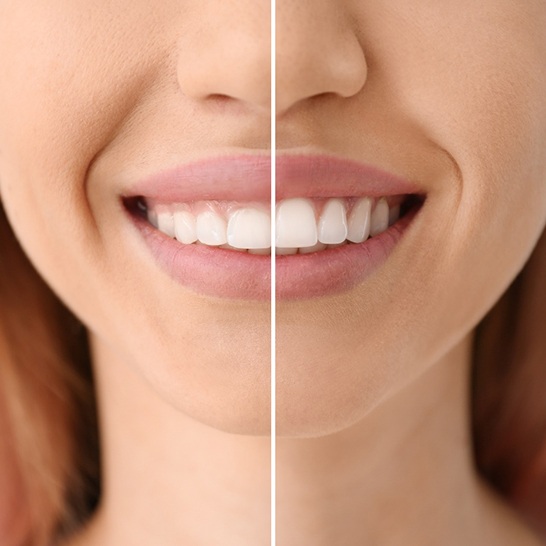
[182,396,272,436]
[156,352,273,437]
[275,401,373,439]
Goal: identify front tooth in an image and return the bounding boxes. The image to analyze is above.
[275,198,317,248]
[370,198,389,237]
[318,199,348,244]
[347,197,371,243]
[157,207,175,238]
[227,208,271,249]
[196,210,228,246]
[174,210,197,244]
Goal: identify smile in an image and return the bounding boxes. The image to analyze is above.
[136,194,409,255]
[123,154,424,299]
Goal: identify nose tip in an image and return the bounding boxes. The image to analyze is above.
[276,46,367,116]
[275,4,368,117]
[179,44,271,114]
[176,11,271,115]
[175,4,367,119]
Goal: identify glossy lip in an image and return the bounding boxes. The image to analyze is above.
[124,153,424,300]
[125,154,271,203]
[124,153,419,203]
[276,154,420,199]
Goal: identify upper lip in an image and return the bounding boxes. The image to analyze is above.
[124,153,420,204]
[124,154,271,203]
[276,154,419,199]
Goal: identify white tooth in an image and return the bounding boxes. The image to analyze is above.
[157,207,175,238]
[318,199,348,244]
[275,247,298,255]
[326,242,346,249]
[227,208,271,249]
[299,242,327,254]
[388,204,400,226]
[275,198,317,248]
[196,210,228,246]
[370,198,390,237]
[174,210,197,244]
[347,197,371,243]
[248,247,271,255]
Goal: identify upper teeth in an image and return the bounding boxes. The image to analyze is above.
[146,197,402,254]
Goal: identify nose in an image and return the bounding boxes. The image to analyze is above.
[176,3,271,114]
[276,1,367,117]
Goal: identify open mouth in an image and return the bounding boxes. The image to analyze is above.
[121,154,425,300]
[125,193,422,256]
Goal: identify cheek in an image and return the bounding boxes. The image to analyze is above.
[374,0,546,353]
[0,4,162,197]
[0,1,173,316]
[381,1,546,212]
[400,3,546,336]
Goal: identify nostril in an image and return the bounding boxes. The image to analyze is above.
[203,93,263,114]
[208,94,232,103]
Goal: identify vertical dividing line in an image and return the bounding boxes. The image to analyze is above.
[270,0,276,542]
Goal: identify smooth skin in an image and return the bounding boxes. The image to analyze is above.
[0,0,545,545]
[0,1,271,545]
[277,1,546,545]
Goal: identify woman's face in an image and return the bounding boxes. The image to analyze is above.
[0,1,271,433]
[1,1,546,436]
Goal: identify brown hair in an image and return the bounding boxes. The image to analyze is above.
[473,226,546,538]
[1,195,545,543]
[0,203,99,546]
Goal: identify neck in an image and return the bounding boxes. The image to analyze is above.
[276,333,532,545]
[75,333,270,546]
[70,332,537,546]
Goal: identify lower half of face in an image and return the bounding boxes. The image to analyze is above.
[0,0,546,438]
[275,0,546,436]
[0,0,273,435]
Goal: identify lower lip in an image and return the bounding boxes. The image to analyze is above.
[126,203,421,301]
